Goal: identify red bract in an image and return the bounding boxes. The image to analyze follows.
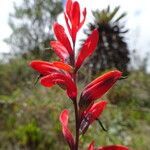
[79,70,122,109]
[75,29,99,71]
[53,23,73,56]
[79,101,107,134]
[65,0,86,42]
[50,41,69,62]
[88,142,129,150]
[59,109,75,150]
[40,73,77,100]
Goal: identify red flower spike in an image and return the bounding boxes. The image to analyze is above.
[75,29,99,71]
[79,101,107,134]
[60,109,75,150]
[79,70,122,109]
[40,73,77,100]
[29,1,129,149]
[53,23,73,55]
[97,145,129,150]
[50,41,69,62]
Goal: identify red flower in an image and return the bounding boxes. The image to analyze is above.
[79,101,107,134]
[30,60,58,76]
[29,60,76,100]
[75,29,99,71]
[88,142,129,150]
[79,70,122,109]
[59,109,75,150]
[65,0,86,42]
[53,23,73,56]
[40,73,77,100]
[30,60,73,75]
[50,41,69,63]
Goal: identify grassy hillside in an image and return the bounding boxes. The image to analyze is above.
[0,58,150,150]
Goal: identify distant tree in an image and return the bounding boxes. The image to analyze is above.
[5,0,63,58]
[85,6,130,75]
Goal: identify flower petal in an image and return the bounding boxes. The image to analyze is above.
[53,61,73,73]
[40,73,77,100]
[50,41,69,62]
[79,70,122,109]
[60,109,69,126]
[85,70,122,90]
[79,8,87,29]
[66,0,72,20]
[98,145,129,150]
[71,2,80,27]
[84,101,107,120]
[79,101,107,134]
[71,1,80,42]
[75,29,99,71]
[59,109,75,150]
[64,13,72,37]
[29,60,73,76]
[53,23,73,55]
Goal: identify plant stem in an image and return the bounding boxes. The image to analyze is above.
[73,100,79,150]
[72,41,79,150]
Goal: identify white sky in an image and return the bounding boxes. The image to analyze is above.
[0,0,13,53]
[0,0,150,70]
[78,0,150,57]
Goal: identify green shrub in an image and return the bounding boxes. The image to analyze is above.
[14,121,43,148]
[107,71,150,108]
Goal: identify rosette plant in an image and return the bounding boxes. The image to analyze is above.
[29,0,129,150]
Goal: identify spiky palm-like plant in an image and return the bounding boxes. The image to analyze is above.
[85,6,130,75]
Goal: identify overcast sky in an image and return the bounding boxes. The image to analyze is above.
[0,0,150,70]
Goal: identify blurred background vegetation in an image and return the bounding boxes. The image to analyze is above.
[0,0,150,150]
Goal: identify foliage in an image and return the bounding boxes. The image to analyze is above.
[0,55,150,149]
[0,58,32,95]
[5,0,63,57]
[14,121,43,148]
[108,71,150,108]
[0,75,150,149]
